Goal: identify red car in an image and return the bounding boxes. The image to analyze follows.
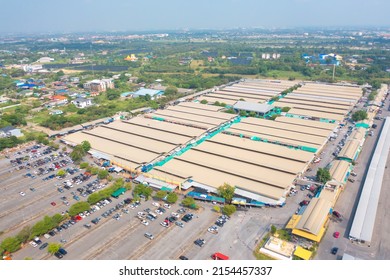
[333,231,340,238]
[50,202,56,206]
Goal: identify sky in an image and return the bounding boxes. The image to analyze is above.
[0,0,389,33]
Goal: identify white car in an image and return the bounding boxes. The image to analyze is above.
[163,203,171,209]
[141,220,149,226]
[155,209,163,215]
[19,191,26,196]
[29,241,37,247]
[152,202,160,207]
[171,212,179,218]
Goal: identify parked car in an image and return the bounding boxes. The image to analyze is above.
[331,247,339,255]
[333,231,340,238]
[39,242,48,250]
[194,238,206,247]
[144,232,154,240]
[332,211,342,219]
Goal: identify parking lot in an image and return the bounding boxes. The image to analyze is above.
[0,143,100,239]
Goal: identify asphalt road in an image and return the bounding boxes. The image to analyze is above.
[316,92,390,260]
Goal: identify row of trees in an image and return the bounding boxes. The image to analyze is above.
[0,214,66,254]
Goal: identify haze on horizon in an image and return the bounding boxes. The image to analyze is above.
[1,0,389,34]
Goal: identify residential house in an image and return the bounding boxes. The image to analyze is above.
[50,110,63,115]
[0,126,23,138]
[72,98,93,108]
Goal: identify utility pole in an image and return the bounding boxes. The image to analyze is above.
[332,63,336,82]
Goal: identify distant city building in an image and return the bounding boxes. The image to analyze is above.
[72,97,93,108]
[36,57,54,63]
[124,54,138,61]
[22,64,43,73]
[0,126,23,138]
[303,53,343,66]
[83,79,114,92]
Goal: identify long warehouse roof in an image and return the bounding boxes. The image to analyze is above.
[241,118,331,138]
[106,121,192,145]
[227,129,320,150]
[63,132,159,164]
[293,90,359,102]
[276,97,351,110]
[156,158,287,200]
[349,117,390,243]
[167,105,234,121]
[192,141,307,174]
[198,96,237,106]
[210,133,313,162]
[206,93,267,103]
[227,85,279,94]
[329,160,351,184]
[158,109,227,125]
[299,86,362,95]
[350,127,366,143]
[288,108,345,121]
[177,150,297,188]
[125,117,206,137]
[338,139,361,160]
[273,101,348,115]
[296,198,332,235]
[215,90,275,99]
[146,113,214,130]
[84,126,176,154]
[283,94,353,107]
[222,87,278,96]
[230,121,327,146]
[176,102,223,112]
[275,116,338,131]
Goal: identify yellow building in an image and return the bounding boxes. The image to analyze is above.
[124,54,138,61]
[288,198,332,242]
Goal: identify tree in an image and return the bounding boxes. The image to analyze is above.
[70,145,86,163]
[56,169,66,177]
[133,184,153,200]
[0,237,21,253]
[316,168,332,184]
[80,162,89,169]
[271,225,277,235]
[166,192,178,204]
[213,205,221,213]
[164,86,178,95]
[351,110,368,122]
[200,99,208,104]
[182,197,197,208]
[68,201,90,217]
[98,169,109,179]
[155,190,168,200]
[16,226,32,243]
[90,167,100,175]
[222,205,236,216]
[281,107,291,112]
[217,183,235,203]
[81,140,91,152]
[47,243,61,255]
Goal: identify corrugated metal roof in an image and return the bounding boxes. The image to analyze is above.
[329,160,351,184]
[338,139,361,160]
[296,198,332,235]
[349,117,390,243]
[233,101,274,113]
